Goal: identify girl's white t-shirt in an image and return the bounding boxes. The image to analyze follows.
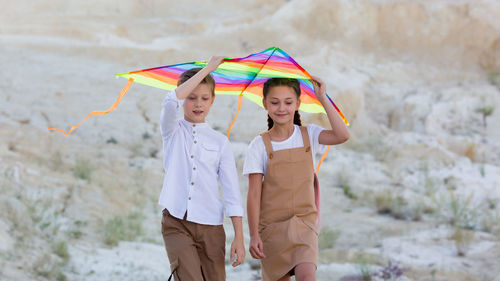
[243,124,327,176]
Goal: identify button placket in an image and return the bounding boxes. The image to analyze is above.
[188,123,198,203]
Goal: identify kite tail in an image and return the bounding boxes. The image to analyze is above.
[48,78,134,135]
[315,145,330,174]
[226,94,243,137]
[314,145,330,228]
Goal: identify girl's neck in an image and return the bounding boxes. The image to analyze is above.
[269,123,295,142]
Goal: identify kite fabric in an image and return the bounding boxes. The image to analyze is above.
[49,47,348,134]
[115,46,349,133]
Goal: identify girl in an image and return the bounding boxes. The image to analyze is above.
[243,77,349,281]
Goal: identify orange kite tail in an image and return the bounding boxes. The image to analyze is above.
[48,78,134,135]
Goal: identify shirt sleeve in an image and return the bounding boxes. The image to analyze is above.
[242,136,266,177]
[218,139,244,218]
[307,124,327,156]
[160,90,184,139]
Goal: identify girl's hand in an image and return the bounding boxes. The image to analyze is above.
[230,236,245,267]
[311,75,327,98]
[249,234,266,259]
[205,56,225,72]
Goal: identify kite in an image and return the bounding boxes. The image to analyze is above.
[49,47,349,172]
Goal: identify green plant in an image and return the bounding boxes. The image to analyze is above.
[52,241,70,264]
[433,189,479,229]
[67,220,87,239]
[102,212,144,247]
[32,254,67,281]
[487,71,500,89]
[354,252,373,281]
[343,185,358,200]
[318,227,340,250]
[452,227,474,257]
[375,190,393,215]
[477,106,494,128]
[73,158,92,181]
[480,164,485,177]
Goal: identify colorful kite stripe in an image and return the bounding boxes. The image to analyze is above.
[116,47,349,125]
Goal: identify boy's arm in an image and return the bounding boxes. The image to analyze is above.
[229,216,245,267]
[311,75,350,145]
[218,139,245,266]
[175,56,225,100]
[160,90,182,139]
[218,139,244,218]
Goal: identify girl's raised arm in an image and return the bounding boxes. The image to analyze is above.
[312,75,350,145]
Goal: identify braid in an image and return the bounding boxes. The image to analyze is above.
[267,115,274,130]
[294,111,302,126]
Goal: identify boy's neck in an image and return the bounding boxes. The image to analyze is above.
[183,115,206,124]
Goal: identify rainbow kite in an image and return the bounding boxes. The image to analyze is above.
[49,47,348,139]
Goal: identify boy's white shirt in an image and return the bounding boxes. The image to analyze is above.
[159,90,243,225]
[243,124,327,177]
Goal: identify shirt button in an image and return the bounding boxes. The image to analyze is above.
[190,155,194,158]
[193,167,196,170]
[192,124,196,127]
[193,131,196,134]
[194,140,197,144]
[191,182,194,185]
[188,197,192,200]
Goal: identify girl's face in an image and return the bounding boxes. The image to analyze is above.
[263,86,300,126]
[183,83,215,123]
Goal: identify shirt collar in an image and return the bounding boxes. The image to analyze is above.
[181,119,209,128]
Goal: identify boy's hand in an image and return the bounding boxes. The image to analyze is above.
[249,234,266,259]
[205,56,225,72]
[311,75,327,98]
[230,236,245,267]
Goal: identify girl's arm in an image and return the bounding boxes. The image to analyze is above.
[247,173,266,259]
[175,56,225,100]
[312,75,350,145]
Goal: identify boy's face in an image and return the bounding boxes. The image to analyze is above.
[183,83,215,123]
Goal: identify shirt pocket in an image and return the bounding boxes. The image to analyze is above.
[200,142,219,165]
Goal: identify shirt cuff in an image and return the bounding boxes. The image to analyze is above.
[163,89,184,106]
[225,205,244,218]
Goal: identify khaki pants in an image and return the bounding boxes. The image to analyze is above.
[161,209,226,281]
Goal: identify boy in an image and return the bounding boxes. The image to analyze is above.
[159,56,245,280]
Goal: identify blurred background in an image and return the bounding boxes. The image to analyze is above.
[0,0,499,280]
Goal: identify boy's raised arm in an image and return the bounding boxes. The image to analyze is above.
[175,56,225,100]
[160,90,182,139]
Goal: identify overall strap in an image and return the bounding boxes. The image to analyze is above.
[299,126,311,152]
[260,132,275,159]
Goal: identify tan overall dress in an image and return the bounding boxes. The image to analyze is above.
[259,126,319,281]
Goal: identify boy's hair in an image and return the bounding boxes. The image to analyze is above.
[177,68,216,97]
[263,78,302,130]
